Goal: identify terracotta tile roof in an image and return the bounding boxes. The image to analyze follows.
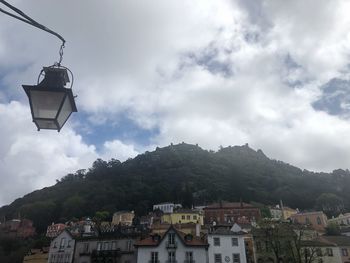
[301,236,350,247]
[321,236,350,246]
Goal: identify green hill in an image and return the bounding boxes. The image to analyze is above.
[1,143,349,233]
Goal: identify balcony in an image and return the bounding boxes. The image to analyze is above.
[184,261,195,263]
[166,241,178,249]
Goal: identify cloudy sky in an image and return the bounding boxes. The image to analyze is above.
[1,0,350,206]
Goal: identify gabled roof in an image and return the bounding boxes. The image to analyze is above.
[135,225,208,248]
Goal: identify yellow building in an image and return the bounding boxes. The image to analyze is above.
[161,209,204,225]
[282,207,297,220]
[112,211,134,226]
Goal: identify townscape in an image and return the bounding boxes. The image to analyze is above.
[2,0,350,263]
[2,200,350,263]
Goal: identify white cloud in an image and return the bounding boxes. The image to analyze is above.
[0,101,99,205]
[101,140,139,162]
[2,0,350,206]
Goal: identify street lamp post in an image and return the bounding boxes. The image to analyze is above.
[0,0,77,131]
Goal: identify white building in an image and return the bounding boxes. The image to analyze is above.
[48,229,75,263]
[328,213,350,226]
[269,206,283,220]
[208,224,248,263]
[153,202,182,214]
[135,225,208,263]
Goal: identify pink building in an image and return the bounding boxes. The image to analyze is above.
[290,211,328,232]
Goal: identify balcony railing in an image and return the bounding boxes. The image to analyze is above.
[166,241,178,248]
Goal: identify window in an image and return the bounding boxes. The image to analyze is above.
[305,217,310,225]
[103,242,110,250]
[83,243,89,253]
[182,215,185,220]
[326,248,333,256]
[169,233,175,244]
[126,240,132,251]
[193,215,197,220]
[67,240,72,248]
[214,254,222,263]
[233,254,240,263]
[316,248,322,256]
[151,252,158,263]
[151,252,158,262]
[317,217,321,225]
[232,237,238,246]
[53,242,57,248]
[186,251,193,261]
[342,248,348,256]
[97,242,102,251]
[168,251,176,262]
[111,241,117,250]
[214,237,220,246]
[60,238,66,249]
[187,215,191,220]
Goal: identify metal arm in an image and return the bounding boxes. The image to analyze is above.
[0,0,66,64]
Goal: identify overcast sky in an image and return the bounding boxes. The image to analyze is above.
[1,0,350,206]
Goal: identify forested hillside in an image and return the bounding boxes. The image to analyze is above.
[1,143,349,233]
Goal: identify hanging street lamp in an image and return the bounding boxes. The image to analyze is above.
[0,0,77,131]
[23,67,77,131]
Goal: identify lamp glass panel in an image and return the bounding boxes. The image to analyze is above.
[57,96,73,127]
[35,119,57,130]
[30,90,65,119]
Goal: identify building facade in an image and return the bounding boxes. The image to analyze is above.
[74,234,138,263]
[112,211,135,226]
[290,211,328,232]
[135,225,208,263]
[161,209,204,225]
[152,203,182,214]
[48,230,75,263]
[207,224,248,263]
[282,207,297,220]
[328,213,350,227]
[269,206,283,220]
[204,202,261,225]
[0,219,36,239]
[321,236,350,263]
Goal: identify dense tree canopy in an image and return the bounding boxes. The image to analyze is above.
[1,143,349,233]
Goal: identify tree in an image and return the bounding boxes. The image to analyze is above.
[253,220,322,263]
[325,223,341,236]
[315,193,343,217]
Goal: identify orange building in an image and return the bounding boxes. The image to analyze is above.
[290,211,328,232]
[204,201,261,225]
